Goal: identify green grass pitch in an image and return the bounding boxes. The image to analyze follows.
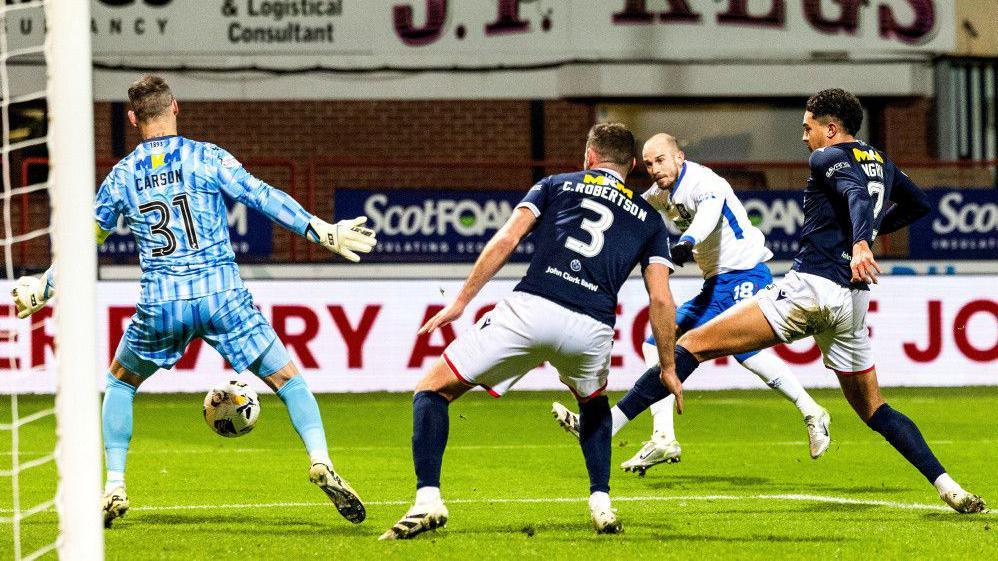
[2,387,996,560]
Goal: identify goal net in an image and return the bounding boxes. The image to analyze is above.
[1,1,102,559]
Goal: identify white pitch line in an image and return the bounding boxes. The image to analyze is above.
[123,494,962,513]
[2,493,968,516]
[3,439,994,456]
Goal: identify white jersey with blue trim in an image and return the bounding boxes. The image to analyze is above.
[642,160,772,278]
[95,135,314,303]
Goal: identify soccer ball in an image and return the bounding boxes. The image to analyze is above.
[203,381,260,438]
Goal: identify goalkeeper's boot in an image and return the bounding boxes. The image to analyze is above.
[551,402,580,440]
[102,486,129,528]
[379,500,449,540]
[804,407,832,459]
[309,463,366,524]
[620,435,681,476]
[940,488,986,514]
[589,493,622,534]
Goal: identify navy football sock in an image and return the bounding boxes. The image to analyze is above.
[866,403,945,483]
[615,345,701,420]
[615,366,667,420]
[674,344,700,383]
[412,390,450,489]
[578,395,612,494]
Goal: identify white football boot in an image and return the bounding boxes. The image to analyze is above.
[589,493,622,534]
[379,500,449,540]
[620,435,682,476]
[551,402,580,440]
[804,408,831,459]
[309,463,366,523]
[940,488,987,514]
[102,486,130,528]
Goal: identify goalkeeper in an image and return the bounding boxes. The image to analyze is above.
[12,75,376,528]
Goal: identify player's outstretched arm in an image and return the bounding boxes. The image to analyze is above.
[643,263,683,413]
[12,223,110,319]
[418,207,536,335]
[227,177,376,262]
[212,148,376,262]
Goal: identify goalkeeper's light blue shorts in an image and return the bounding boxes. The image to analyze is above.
[114,288,290,378]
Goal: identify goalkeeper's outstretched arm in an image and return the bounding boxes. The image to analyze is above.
[216,161,377,262]
[13,223,110,318]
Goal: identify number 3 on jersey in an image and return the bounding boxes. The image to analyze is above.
[564,199,614,258]
[138,194,199,257]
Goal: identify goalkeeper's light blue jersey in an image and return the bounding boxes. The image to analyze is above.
[95,135,313,303]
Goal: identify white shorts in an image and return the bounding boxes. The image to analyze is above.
[755,270,874,375]
[443,291,614,399]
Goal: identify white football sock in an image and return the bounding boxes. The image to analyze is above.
[649,395,677,442]
[589,491,611,511]
[739,350,822,417]
[610,406,629,437]
[416,486,441,506]
[933,473,961,496]
[104,471,125,493]
[309,450,332,467]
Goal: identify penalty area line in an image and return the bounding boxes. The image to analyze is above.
[1,494,977,516]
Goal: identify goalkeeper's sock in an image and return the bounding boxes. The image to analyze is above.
[578,395,612,494]
[102,372,136,490]
[412,390,449,490]
[865,403,945,483]
[276,376,331,467]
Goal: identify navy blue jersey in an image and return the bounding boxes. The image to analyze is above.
[793,141,929,289]
[513,168,674,326]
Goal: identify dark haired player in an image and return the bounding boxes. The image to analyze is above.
[380,123,682,539]
[12,75,377,527]
[581,89,985,513]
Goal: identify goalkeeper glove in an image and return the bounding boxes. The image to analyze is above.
[12,269,55,319]
[306,216,377,262]
[669,239,695,267]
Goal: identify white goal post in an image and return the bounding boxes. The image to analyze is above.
[46,0,103,558]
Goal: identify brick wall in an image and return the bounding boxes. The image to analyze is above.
[879,97,934,161]
[13,96,984,271]
[85,99,594,263]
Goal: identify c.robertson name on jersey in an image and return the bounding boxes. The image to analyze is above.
[513,168,673,327]
[554,173,650,222]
